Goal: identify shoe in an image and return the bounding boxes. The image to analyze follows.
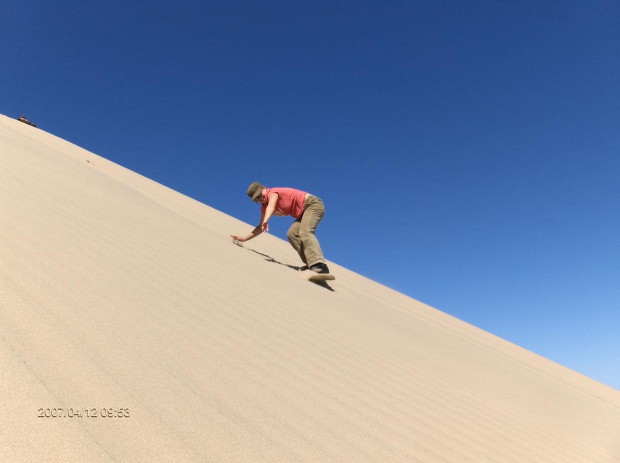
[310,263,330,274]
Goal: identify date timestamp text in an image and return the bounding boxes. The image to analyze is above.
[38,408,130,418]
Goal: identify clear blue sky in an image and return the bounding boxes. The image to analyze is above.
[4,1,619,389]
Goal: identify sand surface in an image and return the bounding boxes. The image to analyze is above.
[1,114,618,462]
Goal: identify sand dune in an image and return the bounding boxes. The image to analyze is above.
[1,114,618,462]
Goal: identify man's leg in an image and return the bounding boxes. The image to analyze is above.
[299,195,325,267]
[287,220,307,265]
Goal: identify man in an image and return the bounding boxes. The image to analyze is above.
[231,182,330,274]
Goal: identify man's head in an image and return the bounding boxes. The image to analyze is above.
[247,182,264,202]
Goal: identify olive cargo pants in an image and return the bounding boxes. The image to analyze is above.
[287,194,326,267]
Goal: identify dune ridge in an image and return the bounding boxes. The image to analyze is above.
[1,114,618,462]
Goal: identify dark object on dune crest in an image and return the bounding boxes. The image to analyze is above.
[17,115,36,127]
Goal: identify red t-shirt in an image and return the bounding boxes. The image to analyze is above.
[261,187,307,219]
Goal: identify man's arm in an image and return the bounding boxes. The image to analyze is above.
[231,209,266,242]
[261,193,279,231]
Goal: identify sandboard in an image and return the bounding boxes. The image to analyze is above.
[302,272,336,283]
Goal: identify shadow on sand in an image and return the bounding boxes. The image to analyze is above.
[235,243,334,291]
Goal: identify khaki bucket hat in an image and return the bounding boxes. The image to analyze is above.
[247,182,264,201]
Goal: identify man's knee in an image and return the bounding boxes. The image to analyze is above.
[287,227,299,241]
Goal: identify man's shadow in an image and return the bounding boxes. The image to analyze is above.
[239,245,334,291]
[248,249,300,270]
